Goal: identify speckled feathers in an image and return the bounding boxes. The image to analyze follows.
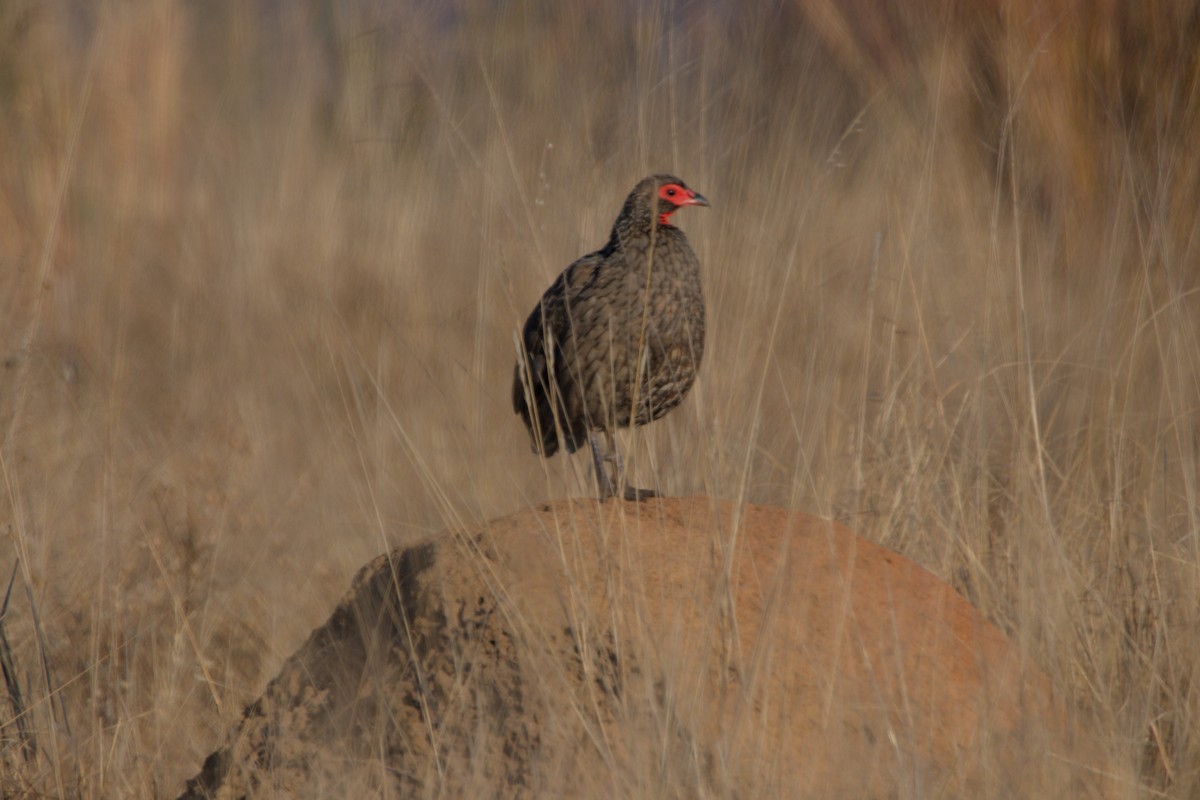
[513,175,708,457]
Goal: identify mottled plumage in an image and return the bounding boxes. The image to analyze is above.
[513,174,708,500]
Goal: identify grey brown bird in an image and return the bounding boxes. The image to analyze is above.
[513,174,709,501]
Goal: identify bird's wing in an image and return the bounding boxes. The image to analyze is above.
[512,250,611,454]
[513,250,605,397]
[534,251,608,351]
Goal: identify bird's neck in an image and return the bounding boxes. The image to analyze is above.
[611,213,670,243]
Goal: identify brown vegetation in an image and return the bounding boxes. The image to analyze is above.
[0,0,1197,796]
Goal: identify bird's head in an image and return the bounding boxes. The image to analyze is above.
[621,174,709,230]
[654,178,709,226]
[650,174,708,227]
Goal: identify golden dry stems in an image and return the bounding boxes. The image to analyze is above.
[0,0,1196,796]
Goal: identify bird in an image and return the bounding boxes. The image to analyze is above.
[512,174,709,501]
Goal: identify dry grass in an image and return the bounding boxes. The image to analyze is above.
[0,0,1197,796]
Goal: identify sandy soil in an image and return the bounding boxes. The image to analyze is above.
[180,496,1104,799]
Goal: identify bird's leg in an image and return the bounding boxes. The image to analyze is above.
[606,431,657,502]
[589,432,619,501]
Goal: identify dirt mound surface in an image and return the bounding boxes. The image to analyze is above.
[180,497,1101,798]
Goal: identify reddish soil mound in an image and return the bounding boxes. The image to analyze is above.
[180,497,1101,798]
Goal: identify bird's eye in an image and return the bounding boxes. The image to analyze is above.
[666,188,677,196]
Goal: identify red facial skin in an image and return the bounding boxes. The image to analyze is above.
[656,183,707,225]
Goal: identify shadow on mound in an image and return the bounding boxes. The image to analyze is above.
[180,497,1112,799]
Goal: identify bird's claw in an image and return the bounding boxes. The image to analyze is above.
[622,485,657,502]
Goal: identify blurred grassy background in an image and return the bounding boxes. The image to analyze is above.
[0,0,1197,795]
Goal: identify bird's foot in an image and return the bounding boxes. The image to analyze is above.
[596,482,656,503]
[622,484,657,502]
[589,431,656,502]
[596,476,620,502]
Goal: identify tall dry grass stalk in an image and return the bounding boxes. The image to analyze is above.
[0,0,1197,795]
